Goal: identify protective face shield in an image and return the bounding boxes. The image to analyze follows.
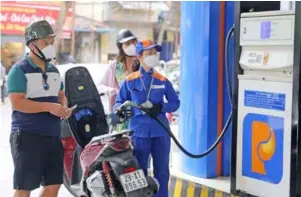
[122,44,136,56]
[144,55,160,68]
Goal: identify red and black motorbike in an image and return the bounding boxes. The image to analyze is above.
[60,67,159,197]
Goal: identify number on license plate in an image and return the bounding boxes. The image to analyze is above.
[119,169,148,193]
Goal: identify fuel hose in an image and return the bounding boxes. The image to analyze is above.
[146,26,235,158]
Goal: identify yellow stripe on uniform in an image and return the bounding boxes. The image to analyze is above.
[174,178,183,197]
[186,181,195,197]
[215,190,223,197]
[200,186,208,197]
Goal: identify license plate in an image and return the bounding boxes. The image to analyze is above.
[119,169,148,193]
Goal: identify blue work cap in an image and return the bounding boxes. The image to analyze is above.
[136,40,162,55]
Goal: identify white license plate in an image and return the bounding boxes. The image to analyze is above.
[119,169,148,193]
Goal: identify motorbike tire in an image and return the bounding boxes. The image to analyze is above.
[63,170,79,197]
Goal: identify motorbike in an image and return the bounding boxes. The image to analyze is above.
[61,66,159,197]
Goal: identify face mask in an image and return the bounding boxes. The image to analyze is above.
[122,44,136,56]
[41,45,56,61]
[144,55,159,68]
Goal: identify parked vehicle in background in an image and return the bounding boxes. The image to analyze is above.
[164,59,180,93]
[157,59,180,125]
[157,59,180,93]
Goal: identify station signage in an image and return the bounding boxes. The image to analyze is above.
[0,1,72,38]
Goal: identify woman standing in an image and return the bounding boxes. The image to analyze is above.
[101,29,139,130]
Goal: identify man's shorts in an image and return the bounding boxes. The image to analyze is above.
[10,131,64,190]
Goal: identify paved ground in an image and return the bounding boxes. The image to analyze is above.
[0,101,73,197]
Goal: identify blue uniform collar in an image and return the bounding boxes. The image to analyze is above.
[139,66,154,75]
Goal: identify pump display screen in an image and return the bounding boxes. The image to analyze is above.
[261,21,271,39]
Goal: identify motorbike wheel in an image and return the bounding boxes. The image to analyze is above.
[63,171,79,197]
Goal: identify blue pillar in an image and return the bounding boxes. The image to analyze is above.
[179,1,221,178]
[222,1,235,176]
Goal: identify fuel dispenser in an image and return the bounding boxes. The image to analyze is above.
[231,2,301,197]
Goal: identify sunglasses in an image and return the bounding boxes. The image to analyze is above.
[42,73,49,90]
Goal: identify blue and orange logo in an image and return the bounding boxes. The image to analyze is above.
[242,113,283,184]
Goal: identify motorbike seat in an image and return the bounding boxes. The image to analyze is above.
[65,66,109,149]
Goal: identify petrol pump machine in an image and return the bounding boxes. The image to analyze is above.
[231,2,301,197]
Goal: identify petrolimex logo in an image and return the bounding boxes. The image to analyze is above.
[242,113,284,184]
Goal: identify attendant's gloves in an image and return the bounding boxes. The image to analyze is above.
[148,103,163,118]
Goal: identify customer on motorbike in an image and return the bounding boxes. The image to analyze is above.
[6,20,71,197]
[114,40,180,197]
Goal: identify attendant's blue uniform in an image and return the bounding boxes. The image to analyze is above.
[114,67,180,197]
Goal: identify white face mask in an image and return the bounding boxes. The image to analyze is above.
[122,44,136,56]
[41,45,56,61]
[144,55,159,68]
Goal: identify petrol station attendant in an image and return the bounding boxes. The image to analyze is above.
[7,20,71,197]
[114,40,180,197]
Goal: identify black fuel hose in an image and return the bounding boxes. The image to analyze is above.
[152,111,232,158]
[225,25,235,105]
